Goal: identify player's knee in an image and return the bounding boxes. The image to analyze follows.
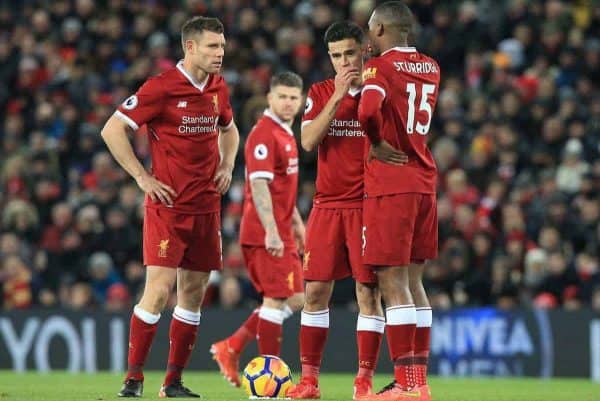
[305,288,329,309]
[178,284,207,309]
[408,276,424,292]
[356,284,382,316]
[287,293,305,311]
[140,285,171,313]
[179,273,209,297]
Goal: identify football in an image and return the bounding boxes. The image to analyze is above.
[241,355,293,398]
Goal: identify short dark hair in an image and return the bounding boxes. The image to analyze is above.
[324,21,364,46]
[373,1,414,36]
[270,71,303,90]
[181,16,224,45]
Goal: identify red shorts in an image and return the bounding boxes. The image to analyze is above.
[242,245,303,298]
[363,193,438,267]
[304,207,376,284]
[143,207,222,271]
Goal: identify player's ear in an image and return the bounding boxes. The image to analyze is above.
[184,39,195,54]
[376,23,385,37]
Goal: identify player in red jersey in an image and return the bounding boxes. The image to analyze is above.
[101,17,240,398]
[357,2,440,401]
[210,72,306,386]
[287,21,406,401]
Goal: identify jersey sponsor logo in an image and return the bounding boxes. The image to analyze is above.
[158,239,169,258]
[362,67,377,81]
[287,157,299,175]
[254,144,268,160]
[177,101,187,108]
[328,119,364,137]
[122,95,138,110]
[304,97,313,115]
[179,115,217,134]
[212,95,219,113]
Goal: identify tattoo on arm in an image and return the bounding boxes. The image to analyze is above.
[250,179,277,232]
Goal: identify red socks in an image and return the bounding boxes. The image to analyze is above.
[228,309,259,354]
[386,305,417,390]
[414,307,432,386]
[257,306,284,356]
[356,314,385,379]
[299,309,329,382]
[126,305,160,381]
[164,306,201,386]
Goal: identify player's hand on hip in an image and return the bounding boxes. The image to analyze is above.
[265,230,284,258]
[369,140,408,165]
[333,67,360,99]
[135,172,177,207]
[214,162,233,194]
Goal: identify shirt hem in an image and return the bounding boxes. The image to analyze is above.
[144,203,221,215]
[312,200,363,209]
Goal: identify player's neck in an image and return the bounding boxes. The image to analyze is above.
[379,39,409,55]
[182,59,209,84]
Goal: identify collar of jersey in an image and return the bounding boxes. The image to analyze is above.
[176,60,210,92]
[348,87,361,97]
[381,46,417,55]
[263,108,294,136]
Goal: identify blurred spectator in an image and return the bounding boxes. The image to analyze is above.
[1,255,33,309]
[219,275,243,310]
[64,281,94,310]
[105,283,131,312]
[88,252,122,304]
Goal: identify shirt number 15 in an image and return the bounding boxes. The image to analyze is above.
[406,83,435,135]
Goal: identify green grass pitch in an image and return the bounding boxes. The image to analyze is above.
[0,371,597,401]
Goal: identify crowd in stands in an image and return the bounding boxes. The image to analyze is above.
[0,0,598,312]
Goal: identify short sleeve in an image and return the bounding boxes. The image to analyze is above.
[302,85,323,125]
[361,59,390,100]
[245,127,275,181]
[115,77,164,130]
[218,83,234,129]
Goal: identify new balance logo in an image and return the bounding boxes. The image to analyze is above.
[177,101,187,108]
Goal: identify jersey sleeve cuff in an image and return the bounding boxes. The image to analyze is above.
[301,120,313,128]
[114,110,140,131]
[362,84,386,100]
[218,118,235,130]
[249,171,274,181]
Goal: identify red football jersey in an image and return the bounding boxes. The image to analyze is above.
[302,80,364,208]
[361,47,440,195]
[115,60,234,214]
[239,110,299,247]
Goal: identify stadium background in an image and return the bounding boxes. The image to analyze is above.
[0,0,599,382]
